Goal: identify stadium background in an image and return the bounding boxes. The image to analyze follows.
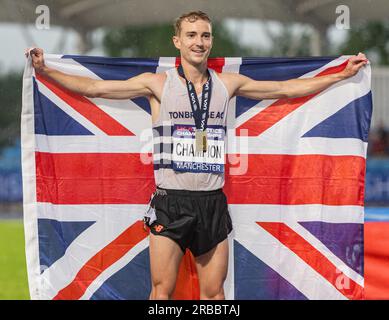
[1,0,389,300]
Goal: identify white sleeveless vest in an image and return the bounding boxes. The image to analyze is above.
[152,67,230,191]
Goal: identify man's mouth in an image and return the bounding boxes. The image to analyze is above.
[191,49,205,54]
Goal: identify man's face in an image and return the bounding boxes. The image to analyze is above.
[173,19,213,65]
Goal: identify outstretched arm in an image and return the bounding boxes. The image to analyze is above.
[27,48,159,99]
[223,53,368,100]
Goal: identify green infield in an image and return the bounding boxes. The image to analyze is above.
[0,220,30,300]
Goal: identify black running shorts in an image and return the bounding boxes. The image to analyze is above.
[147,188,233,257]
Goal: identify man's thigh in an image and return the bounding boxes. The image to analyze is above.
[149,233,184,286]
[194,239,229,296]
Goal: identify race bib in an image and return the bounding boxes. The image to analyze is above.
[172,124,225,173]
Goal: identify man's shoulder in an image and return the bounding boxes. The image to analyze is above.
[141,71,167,82]
[214,71,249,99]
[137,72,167,92]
[142,72,168,100]
[215,71,244,87]
[216,71,239,81]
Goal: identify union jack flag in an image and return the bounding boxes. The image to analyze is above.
[21,54,371,300]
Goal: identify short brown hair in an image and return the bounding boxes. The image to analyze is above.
[174,11,212,36]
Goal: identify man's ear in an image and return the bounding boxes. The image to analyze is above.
[172,35,181,50]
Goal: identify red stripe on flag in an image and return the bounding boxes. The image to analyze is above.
[36,152,155,204]
[35,74,135,136]
[257,222,364,300]
[173,251,200,300]
[53,220,148,300]
[207,58,226,73]
[175,57,226,73]
[224,154,365,205]
[237,59,349,136]
[36,152,364,205]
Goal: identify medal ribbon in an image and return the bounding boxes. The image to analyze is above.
[177,65,212,132]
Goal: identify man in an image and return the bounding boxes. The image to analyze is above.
[28,11,367,300]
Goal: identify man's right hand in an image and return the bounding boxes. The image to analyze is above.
[25,47,47,74]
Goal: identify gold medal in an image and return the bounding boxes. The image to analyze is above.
[195,130,207,153]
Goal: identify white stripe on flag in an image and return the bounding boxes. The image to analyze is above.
[36,203,147,221]
[229,204,364,224]
[35,134,149,153]
[22,56,41,300]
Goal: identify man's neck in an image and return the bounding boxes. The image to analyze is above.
[180,59,208,85]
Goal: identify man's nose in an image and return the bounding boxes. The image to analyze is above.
[195,36,204,47]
